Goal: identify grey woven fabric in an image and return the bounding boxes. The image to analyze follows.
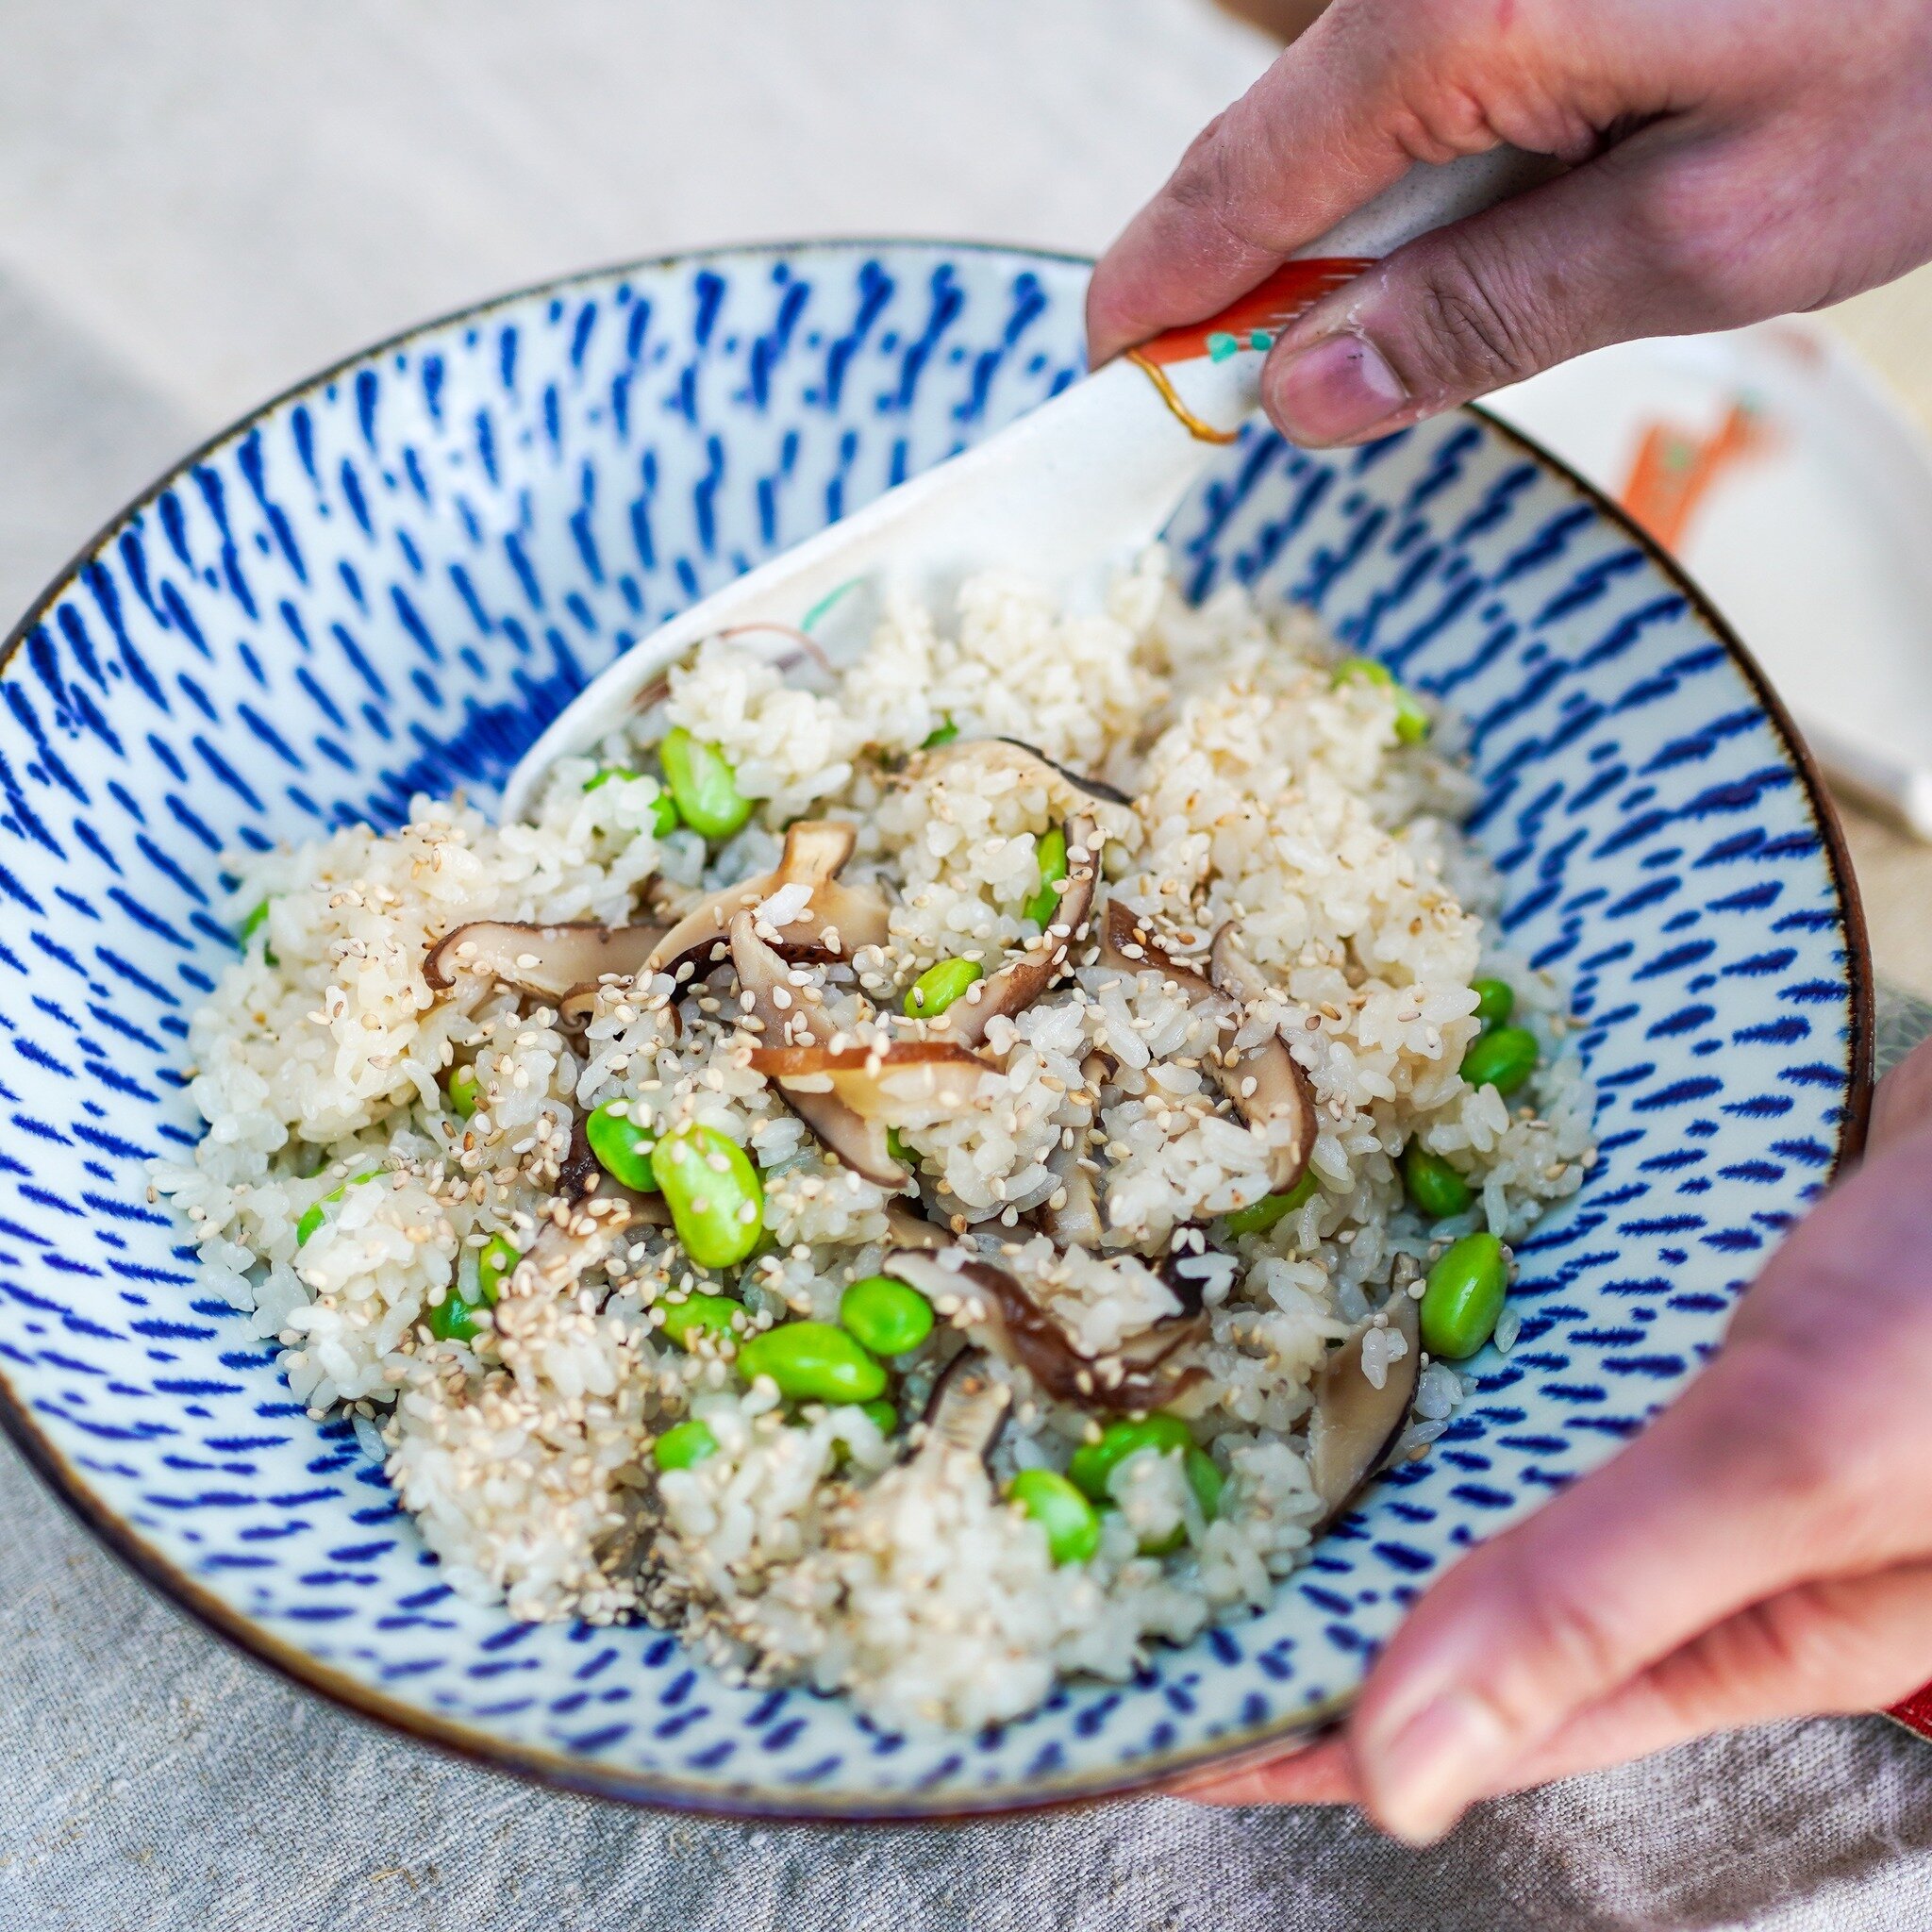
[0,6,1929,1921]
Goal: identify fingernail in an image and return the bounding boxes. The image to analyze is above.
[1266,330,1407,446]
[1358,1690,1512,1845]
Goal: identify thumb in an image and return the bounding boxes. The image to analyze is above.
[1257,124,1785,445]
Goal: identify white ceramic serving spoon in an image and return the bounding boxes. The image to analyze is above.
[499,146,1552,822]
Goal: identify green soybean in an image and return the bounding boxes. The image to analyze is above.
[653,1418,719,1471]
[296,1169,383,1247]
[659,1291,744,1352]
[239,900,270,943]
[446,1064,481,1119]
[586,1100,659,1191]
[476,1232,522,1301]
[1420,1230,1508,1360]
[1222,1167,1320,1238]
[838,1274,934,1357]
[1068,1412,1194,1504]
[1333,655,1430,743]
[1403,1142,1474,1220]
[735,1321,886,1404]
[904,957,983,1019]
[585,765,678,831]
[651,1124,764,1268]
[1471,976,1515,1028]
[1008,1469,1101,1565]
[659,727,752,840]
[1024,824,1069,926]
[922,718,959,748]
[1460,1024,1540,1096]
[427,1285,487,1344]
[886,1126,912,1168]
[1185,1446,1224,1520]
[860,1398,898,1437]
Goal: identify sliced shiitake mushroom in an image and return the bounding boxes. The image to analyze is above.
[730,912,904,1187]
[424,921,668,1003]
[916,1346,1012,1463]
[1097,902,1316,1194]
[883,1247,1206,1414]
[883,1202,951,1251]
[504,1174,669,1315]
[647,820,891,981]
[1035,1138,1104,1249]
[1307,1293,1422,1533]
[930,814,1101,1049]
[991,738,1134,809]
[746,1039,994,1116]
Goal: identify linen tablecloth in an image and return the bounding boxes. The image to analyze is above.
[2,4,1929,1924]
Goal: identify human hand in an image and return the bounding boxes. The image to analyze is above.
[1171,1036,1932,1840]
[1089,0,1932,446]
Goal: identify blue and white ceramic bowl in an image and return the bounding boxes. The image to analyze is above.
[0,242,1870,1818]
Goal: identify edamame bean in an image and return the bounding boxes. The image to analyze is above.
[905,957,983,1019]
[1185,1446,1224,1520]
[735,1321,886,1404]
[651,1124,764,1268]
[477,1232,521,1300]
[1024,824,1069,926]
[1460,1024,1539,1096]
[1222,1168,1319,1238]
[659,726,752,840]
[1403,1142,1474,1220]
[1068,1412,1194,1503]
[838,1274,935,1357]
[653,1418,719,1470]
[1471,976,1515,1028]
[1333,656,1430,743]
[1420,1230,1508,1360]
[659,1291,745,1352]
[860,1398,898,1437]
[296,1169,383,1246]
[446,1064,481,1119]
[586,1100,658,1191]
[427,1284,487,1344]
[1007,1469,1101,1565]
[886,1126,912,1168]
[586,765,678,830]
[239,900,270,943]
[922,718,959,748]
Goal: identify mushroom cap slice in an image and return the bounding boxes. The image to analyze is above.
[883,1202,951,1250]
[730,912,906,1188]
[991,738,1134,809]
[1307,1292,1422,1533]
[424,921,668,1002]
[647,819,891,980]
[746,1039,994,1117]
[883,1247,1206,1415]
[917,1346,1013,1463]
[1207,923,1318,1193]
[930,814,1102,1049]
[1098,902,1316,1196]
[1035,1137,1104,1250]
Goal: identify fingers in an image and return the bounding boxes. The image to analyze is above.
[1085,0,1613,364]
[1490,1560,1932,1797]
[1257,121,1798,443]
[1870,1036,1932,1153]
[1168,1732,1360,1807]
[1337,1324,1910,1843]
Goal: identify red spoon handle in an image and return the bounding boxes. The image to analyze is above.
[1131,257,1375,368]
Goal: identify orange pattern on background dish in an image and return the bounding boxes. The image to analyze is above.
[1618,397,1774,550]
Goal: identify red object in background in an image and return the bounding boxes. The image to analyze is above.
[1890,1684,1932,1738]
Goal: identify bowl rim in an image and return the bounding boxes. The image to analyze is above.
[0,236,1874,1823]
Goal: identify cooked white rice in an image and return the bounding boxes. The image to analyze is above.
[153,552,1595,1731]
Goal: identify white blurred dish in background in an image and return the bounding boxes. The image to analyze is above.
[1493,323,1932,840]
